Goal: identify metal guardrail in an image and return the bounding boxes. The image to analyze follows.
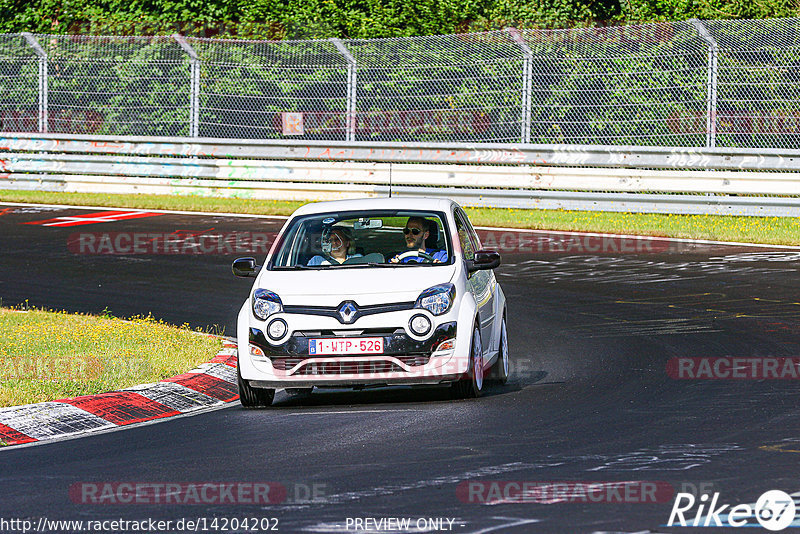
[2,133,800,216]
[4,133,800,170]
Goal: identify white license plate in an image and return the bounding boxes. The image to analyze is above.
[308,337,384,355]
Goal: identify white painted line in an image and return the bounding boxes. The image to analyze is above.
[316,462,560,506]
[0,201,289,220]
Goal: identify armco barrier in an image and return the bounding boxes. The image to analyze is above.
[2,133,800,216]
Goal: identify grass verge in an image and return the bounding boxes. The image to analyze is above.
[0,307,222,407]
[2,190,799,245]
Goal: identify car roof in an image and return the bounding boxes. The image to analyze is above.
[291,197,458,217]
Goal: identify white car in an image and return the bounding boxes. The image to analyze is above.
[232,198,508,407]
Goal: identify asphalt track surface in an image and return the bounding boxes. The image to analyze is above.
[2,203,800,533]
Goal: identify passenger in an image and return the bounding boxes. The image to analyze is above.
[390,217,448,263]
[307,226,362,266]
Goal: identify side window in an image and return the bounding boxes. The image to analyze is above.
[460,209,482,250]
[454,210,476,261]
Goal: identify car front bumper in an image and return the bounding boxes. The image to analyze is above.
[244,321,465,387]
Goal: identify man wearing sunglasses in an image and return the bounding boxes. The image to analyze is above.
[389,216,448,264]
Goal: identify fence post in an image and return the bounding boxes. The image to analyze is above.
[22,32,47,133]
[506,28,533,144]
[689,19,718,149]
[173,34,200,138]
[330,38,357,142]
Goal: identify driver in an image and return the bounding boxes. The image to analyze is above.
[390,217,448,263]
[307,226,362,266]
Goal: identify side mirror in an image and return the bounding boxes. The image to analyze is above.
[467,250,501,273]
[232,257,259,278]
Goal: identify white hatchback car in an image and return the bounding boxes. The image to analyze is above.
[232,198,508,407]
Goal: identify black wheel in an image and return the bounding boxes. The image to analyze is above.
[237,362,275,408]
[451,324,484,399]
[488,314,509,385]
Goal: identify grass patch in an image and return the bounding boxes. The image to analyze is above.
[2,189,799,245]
[0,307,222,407]
[466,208,800,246]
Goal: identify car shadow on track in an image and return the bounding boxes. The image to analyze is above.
[260,373,551,409]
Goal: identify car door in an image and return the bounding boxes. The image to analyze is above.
[454,208,495,360]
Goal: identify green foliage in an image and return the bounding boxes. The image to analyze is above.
[2,0,800,38]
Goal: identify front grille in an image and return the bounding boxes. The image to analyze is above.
[270,355,430,372]
[271,358,304,371]
[250,321,457,360]
[295,360,404,375]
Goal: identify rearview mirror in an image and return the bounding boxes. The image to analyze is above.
[232,257,259,278]
[467,250,501,273]
[354,218,383,230]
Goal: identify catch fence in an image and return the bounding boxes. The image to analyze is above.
[2,18,800,148]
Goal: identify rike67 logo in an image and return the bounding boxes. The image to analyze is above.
[668,490,797,531]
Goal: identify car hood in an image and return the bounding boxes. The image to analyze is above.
[255,265,456,306]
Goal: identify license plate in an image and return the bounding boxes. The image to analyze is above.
[308,337,384,355]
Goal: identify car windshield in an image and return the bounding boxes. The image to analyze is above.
[269,210,452,269]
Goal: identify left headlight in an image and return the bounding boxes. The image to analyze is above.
[415,283,456,316]
[252,289,283,320]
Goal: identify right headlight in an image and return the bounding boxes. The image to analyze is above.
[415,283,456,316]
[252,289,283,321]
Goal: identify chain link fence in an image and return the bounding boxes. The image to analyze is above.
[1,18,800,148]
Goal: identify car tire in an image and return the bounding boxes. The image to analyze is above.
[451,323,484,399]
[488,314,509,385]
[237,362,275,408]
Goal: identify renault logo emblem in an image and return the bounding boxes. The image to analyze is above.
[337,301,358,323]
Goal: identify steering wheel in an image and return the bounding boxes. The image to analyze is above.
[395,250,435,263]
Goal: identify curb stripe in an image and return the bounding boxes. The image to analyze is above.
[0,402,115,440]
[0,340,241,447]
[59,392,181,426]
[194,362,237,383]
[0,423,36,445]
[162,374,239,402]
[209,352,238,368]
[124,382,223,413]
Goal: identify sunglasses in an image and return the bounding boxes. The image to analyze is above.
[403,227,423,235]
